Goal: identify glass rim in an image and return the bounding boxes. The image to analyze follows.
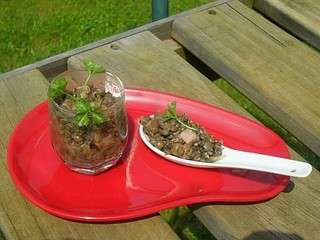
[50,71,125,115]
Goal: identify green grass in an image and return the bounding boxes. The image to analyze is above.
[0,0,212,73]
[161,207,215,240]
[0,229,4,240]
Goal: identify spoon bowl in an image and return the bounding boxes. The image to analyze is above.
[139,125,312,178]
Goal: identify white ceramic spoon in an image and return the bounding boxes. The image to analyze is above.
[139,125,312,178]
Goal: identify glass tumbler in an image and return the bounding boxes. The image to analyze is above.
[48,70,128,174]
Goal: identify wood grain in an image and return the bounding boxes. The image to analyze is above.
[240,0,254,8]
[171,0,320,158]
[162,39,186,58]
[0,70,179,240]
[68,31,251,117]
[194,166,320,240]
[255,0,320,51]
[68,30,320,240]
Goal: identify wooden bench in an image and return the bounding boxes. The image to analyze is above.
[0,1,319,239]
[255,0,320,50]
[0,70,180,240]
[172,0,320,160]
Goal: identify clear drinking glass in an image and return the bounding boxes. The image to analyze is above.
[48,69,128,174]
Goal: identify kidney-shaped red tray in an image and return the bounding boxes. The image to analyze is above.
[7,88,289,222]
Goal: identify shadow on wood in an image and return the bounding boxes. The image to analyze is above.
[244,231,303,240]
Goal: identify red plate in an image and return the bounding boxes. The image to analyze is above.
[7,88,289,222]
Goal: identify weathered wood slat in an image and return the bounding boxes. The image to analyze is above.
[0,70,179,240]
[68,31,250,116]
[162,39,187,58]
[68,30,320,240]
[0,0,231,81]
[171,0,320,159]
[255,0,320,51]
[194,167,320,240]
[240,0,254,8]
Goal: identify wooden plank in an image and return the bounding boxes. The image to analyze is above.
[194,165,320,240]
[68,30,320,240]
[171,0,320,159]
[0,0,231,81]
[240,0,254,8]
[255,0,320,51]
[0,70,179,240]
[68,31,251,116]
[162,39,186,58]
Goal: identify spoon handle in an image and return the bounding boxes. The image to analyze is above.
[219,147,312,177]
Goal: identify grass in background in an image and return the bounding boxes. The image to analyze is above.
[0,0,212,73]
[0,230,4,240]
[161,207,215,240]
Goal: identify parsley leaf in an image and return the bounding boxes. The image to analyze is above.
[48,78,68,101]
[91,112,105,124]
[74,113,90,127]
[162,101,198,132]
[83,59,105,74]
[75,99,92,114]
[74,99,106,127]
[162,101,177,122]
